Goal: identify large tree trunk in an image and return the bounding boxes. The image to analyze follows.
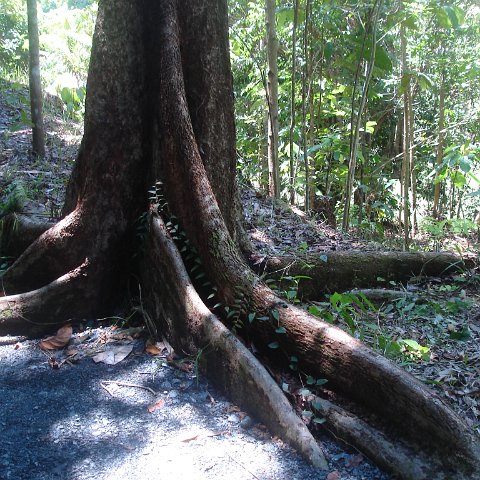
[0,1,478,478]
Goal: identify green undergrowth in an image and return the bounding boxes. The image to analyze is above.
[305,274,479,366]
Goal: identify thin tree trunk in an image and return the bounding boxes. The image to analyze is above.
[301,0,311,210]
[400,15,410,249]
[409,91,417,234]
[26,0,45,157]
[266,0,280,199]
[288,0,299,204]
[433,70,446,219]
[342,0,381,232]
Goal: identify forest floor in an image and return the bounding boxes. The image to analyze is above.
[0,79,479,478]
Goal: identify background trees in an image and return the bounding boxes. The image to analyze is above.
[230,0,480,238]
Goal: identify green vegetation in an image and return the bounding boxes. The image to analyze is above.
[1,0,96,118]
[229,0,480,244]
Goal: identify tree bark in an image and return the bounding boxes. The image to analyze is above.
[254,251,471,298]
[26,0,45,157]
[0,1,478,478]
[400,15,410,248]
[265,0,280,199]
[432,70,446,219]
[288,0,299,205]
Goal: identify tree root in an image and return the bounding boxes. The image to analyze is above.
[255,251,472,297]
[0,213,54,258]
[247,284,480,479]
[316,397,447,479]
[142,215,328,469]
[0,261,98,337]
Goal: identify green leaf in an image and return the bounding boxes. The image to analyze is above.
[416,72,434,91]
[306,375,315,385]
[282,383,289,392]
[401,339,421,350]
[402,14,418,30]
[271,309,279,321]
[298,388,311,397]
[313,417,327,424]
[248,313,256,323]
[308,305,323,317]
[451,171,466,189]
[316,378,328,386]
[268,341,280,349]
[319,254,328,263]
[449,326,471,341]
[275,327,287,334]
[276,5,305,28]
[324,41,334,61]
[302,410,313,418]
[364,44,392,72]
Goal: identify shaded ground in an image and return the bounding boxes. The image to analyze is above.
[0,327,389,480]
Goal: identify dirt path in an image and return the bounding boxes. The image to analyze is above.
[0,329,389,480]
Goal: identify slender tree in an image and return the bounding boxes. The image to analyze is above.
[288,0,299,204]
[265,0,280,198]
[26,0,45,157]
[342,0,381,232]
[400,13,410,248]
[432,70,446,219]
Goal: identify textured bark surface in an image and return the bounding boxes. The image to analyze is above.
[255,251,470,298]
[27,0,45,157]
[0,1,478,478]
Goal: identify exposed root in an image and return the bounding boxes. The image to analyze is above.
[142,215,328,469]
[0,261,97,337]
[1,209,88,294]
[255,251,471,297]
[247,283,480,479]
[316,397,444,479]
[0,213,53,258]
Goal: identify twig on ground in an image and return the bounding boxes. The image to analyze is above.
[100,380,157,395]
[227,454,262,480]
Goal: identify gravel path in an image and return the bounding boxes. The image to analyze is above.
[0,329,391,480]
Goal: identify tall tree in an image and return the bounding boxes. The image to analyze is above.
[288,0,299,204]
[432,69,446,219]
[0,1,478,478]
[342,0,381,232]
[265,0,280,198]
[400,8,411,248]
[26,0,45,157]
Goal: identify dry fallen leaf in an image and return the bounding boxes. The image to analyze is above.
[145,341,161,355]
[327,471,341,480]
[40,325,72,351]
[346,454,364,469]
[148,398,165,413]
[65,347,79,357]
[92,344,133,365]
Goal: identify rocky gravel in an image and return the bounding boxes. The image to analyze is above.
[0,328,391,480]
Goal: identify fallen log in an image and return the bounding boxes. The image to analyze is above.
[255,251,472,298]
